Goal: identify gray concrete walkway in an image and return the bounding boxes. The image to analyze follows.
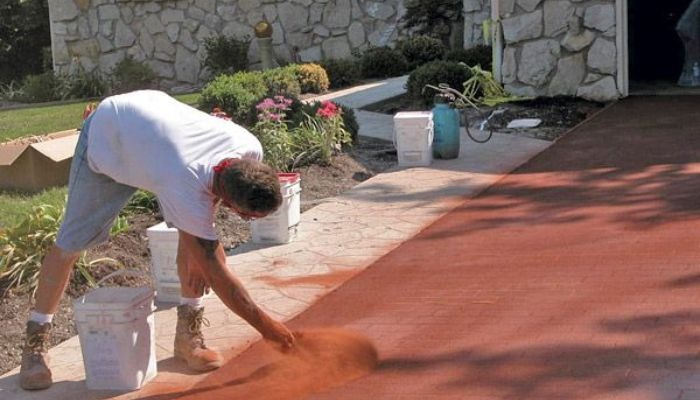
[0,76,552,400]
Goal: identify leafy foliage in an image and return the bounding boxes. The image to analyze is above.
[261,66,301,98]
[397,35,447,70]
[360,47,408,78]
[445,45,493,71]
[318,58,362,89]
[400,0,463,44]
[110,56,158,94]
[203,34,251,78]
[0,0,51,84]
[0,204,124,293]
[199,72,267,123]
[406,60,472,105]
[293,63,330,93]
[250,96,352,171]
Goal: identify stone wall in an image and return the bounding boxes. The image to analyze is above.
[499,0,619,101]
[463,0,491,47]
[48,0,405,91]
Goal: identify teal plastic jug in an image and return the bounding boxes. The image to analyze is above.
[431,95,460,159]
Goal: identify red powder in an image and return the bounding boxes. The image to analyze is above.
[155,328,378,400]
[257,269,358,288]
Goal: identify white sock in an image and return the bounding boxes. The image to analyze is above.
[179,296,204,310]
[29,311,54,325]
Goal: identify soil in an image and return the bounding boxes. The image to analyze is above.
[0,94,606,377]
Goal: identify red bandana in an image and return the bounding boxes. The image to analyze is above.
[213,158,237,174]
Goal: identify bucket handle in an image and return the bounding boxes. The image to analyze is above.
[96,269,153,289]
[94,269,155,312]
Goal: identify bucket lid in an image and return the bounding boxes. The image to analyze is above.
[278,172,300,185]
[74,286,154,311]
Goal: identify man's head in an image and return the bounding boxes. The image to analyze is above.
[216,159,282,219]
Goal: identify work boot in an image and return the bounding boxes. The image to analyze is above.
[174,305,223,372]
[19,321,52,390]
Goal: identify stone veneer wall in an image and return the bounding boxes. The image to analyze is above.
[499,0,619,101]
[48,0,405,91]
[463,0,491,47]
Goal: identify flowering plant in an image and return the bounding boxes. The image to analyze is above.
[315,100,339,119]
[251,96,294,170]
[251,96,352,170]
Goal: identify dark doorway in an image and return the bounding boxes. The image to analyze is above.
[628,0,692,82]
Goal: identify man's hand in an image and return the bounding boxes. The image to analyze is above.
[185,262,211,295]
[262,318,296,352]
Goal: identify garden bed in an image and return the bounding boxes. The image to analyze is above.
[362,93,606,142]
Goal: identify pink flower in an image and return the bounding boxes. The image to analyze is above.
[316,101,339,119]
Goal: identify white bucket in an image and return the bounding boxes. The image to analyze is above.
[146,222,180,304]
[251,173,301,244]
[393,111,434,167]
[146,222,214,303]
[73,270,157,391]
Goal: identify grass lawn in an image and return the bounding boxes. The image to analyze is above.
[0,187,67,228]
[0,92,200,227]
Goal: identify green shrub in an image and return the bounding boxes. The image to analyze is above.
[445,45,493,70]
[0,0,50,84]
[110,56,158,94]
[56,68,108,100]
[199,71,267,123]
[397,35,447,70]
[400,0,462,45]
[0,80,25,102]
[318,58,362,89]
[360,47,408,79]
[261,66,301,98]
[203,34,251,78]
[293,63,330,93]
[406,60,472,105]
[122,190,159,215]
[19,71,59,102]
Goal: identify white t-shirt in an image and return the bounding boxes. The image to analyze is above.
[87,90,263,240]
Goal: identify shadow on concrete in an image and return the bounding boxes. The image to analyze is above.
[373,309,700,399]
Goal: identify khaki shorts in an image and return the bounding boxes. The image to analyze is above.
[55,116,137,252]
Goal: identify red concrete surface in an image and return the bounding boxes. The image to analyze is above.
[138,96,700,400]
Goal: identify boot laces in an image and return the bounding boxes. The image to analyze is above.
[25,330,49,355]
[188,310,211,348]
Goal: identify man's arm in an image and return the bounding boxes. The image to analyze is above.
[177,229,295,349]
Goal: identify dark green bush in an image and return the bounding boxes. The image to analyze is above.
[110,56,158,94]
[17,67,108,103]
[199,71,267,123]
[445,45,493,70]
[318,58,362,89]
[0,0,50,84]
[293,63,330,93]
[360,47,408,79]
[400,0,462,45]
[57,69,108,100]
[261,66,301,98]
[397,35,447,70]
[406,60,472,105]
[19,71,59,102]
[203,34,251,78]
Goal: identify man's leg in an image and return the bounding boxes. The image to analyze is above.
[34,246,81,314]
[173,233,223,372]
[19,246,79,390]
[20,117,136,390]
